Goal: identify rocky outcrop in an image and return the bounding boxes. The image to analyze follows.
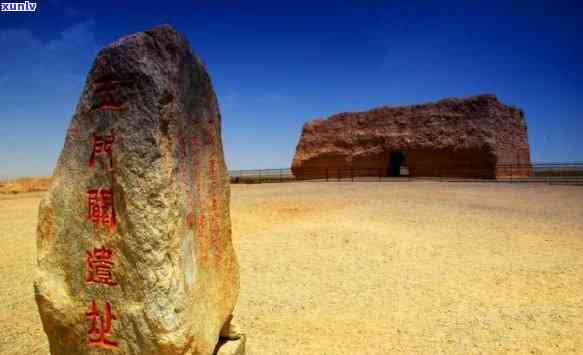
[35,25,242,355]
[292,95,532,179]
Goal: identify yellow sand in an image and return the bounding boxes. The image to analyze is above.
[1,182,582,354]
[0,177,50,194]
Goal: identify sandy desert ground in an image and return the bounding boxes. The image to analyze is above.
[1,181,582,354]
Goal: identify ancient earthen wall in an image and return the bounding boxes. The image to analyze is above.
[291,95,532,179]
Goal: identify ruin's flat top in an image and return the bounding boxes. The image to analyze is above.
[2,182,582,354]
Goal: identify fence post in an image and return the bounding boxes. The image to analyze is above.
[351,167,354,182]
[259,169,262,184]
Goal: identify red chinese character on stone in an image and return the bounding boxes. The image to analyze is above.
[89,131,115,170]
[179,136,188,158]
[86,247,117,286]
[208,158,216,179]
[212,218,220,243]
[186,212,195,229]
[86,300,119,348]
[93,78,124,112]
[87,188,116,230]
[198,213,205,230]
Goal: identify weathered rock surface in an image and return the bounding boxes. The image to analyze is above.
[35,25,241,355]
[292,95,532,179]
[214,336,246,355]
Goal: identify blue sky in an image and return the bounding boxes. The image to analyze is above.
[0,0,582,178]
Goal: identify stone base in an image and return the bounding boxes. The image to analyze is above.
[214,335,246,355]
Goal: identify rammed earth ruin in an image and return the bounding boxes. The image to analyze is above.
[292,95,532,179]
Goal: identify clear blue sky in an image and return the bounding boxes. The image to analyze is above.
[0,0,582,178]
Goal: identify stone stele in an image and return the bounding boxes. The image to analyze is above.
[34,25,244,355]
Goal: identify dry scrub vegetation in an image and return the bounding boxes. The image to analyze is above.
[1,182,582,354]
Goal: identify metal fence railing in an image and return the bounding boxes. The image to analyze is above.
[228,162,583,185]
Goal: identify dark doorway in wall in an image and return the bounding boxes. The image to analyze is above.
[388,151,406,176]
